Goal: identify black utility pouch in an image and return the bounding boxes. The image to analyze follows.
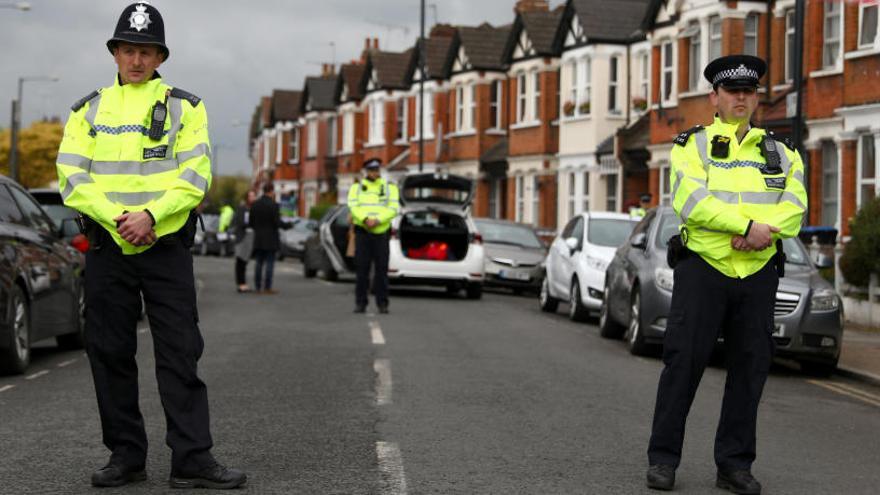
[666,234,687,269]
[774,239,786,277]
[177,210,199,248]
[82,216,104,251]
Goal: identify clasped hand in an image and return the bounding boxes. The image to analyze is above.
[731,222,780,252]
[114,211,157,247]
[364,217,379,228]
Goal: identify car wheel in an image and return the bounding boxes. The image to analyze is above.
[466,283,483,300]
[800,360,838,377]
[539,277,559,313]
[446,284,460,297]
[0,285,31,375]
[323,268,339,282]
[568,278,590,322]
[625,288,651,356]
[599,280,624,339]
[57,278,86,350]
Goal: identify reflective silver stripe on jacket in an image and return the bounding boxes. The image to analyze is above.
[679,188,710,222]
[57,153,93,172]
[90,159,179,175]
[84,93,102,130]
[166,97,184,153]
[695,130,710,174]
[61,173,95,200]
[672,170,707,206]
[105,191,165,205]
[177,143,211,163]
[180,169,209,192]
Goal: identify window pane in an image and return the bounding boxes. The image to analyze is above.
[745,15,758,56]
[822,141,839,225]
[606,174,618,212]
[861,184,877,203]
[861,5,879,46]
[0,185,24,224]
[863,135,876,179]
[9,186,53,233]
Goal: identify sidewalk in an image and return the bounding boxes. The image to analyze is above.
[837,327,880,385]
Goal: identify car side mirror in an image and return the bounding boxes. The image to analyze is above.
[59,217,81,238]
[564,237,580,254]
[630,232,648,250]
[815,254,834,269]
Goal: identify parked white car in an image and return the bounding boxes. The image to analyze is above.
[540,212,639,321]
[388,172,486,299]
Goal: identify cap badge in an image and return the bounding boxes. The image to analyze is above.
[732,64,750,78]
[128,4,152,32]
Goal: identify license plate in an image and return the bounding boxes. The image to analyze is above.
[499,270,530,281]
[773,324,784,337]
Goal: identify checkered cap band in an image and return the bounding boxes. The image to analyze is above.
[712,64,759,85]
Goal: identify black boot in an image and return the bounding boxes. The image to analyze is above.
[353,306,366,314]
[91,464,147,488]
[716,469,761,495]
[169,462,247,489]
[378,305,389,314]
[646,464,676,491]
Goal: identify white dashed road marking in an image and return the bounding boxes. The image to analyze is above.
[370,321,386,345]
[25,370,49,380]
[0,385,14,393]
[376,441,408,495]
[57,359,77,368]
[374,359,393,406]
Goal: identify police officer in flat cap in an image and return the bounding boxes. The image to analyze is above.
[56,2,246,489]
[645,55,807,494]
[631,193,653,218]
[347,159,400,313]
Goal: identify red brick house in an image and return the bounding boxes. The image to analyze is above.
[298,70,340,216]
[269,89,303,202]
[335,61,367,202]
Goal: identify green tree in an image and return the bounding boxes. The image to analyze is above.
[0,120,64,188]
[203,175,250,213]
[839,196,880,288]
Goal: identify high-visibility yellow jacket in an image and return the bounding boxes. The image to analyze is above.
[347,178,400,234]
[218,205,234,233]
[56,75,212,254]
[670,117,807,278]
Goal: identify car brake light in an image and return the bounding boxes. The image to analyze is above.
[472,233,483,245]
[71,234,89,253]
[390,227,398,239]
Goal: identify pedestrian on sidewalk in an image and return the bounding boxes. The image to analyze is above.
[232,190,256,292]
[645,55,807,494]
[249,182,285,294]
[54,2,245,489]
[347,159,400,314]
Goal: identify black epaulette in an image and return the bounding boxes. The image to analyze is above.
[766,130,795,151]
[673,125,703,147]
[71,90,100,112]
[170,88,201,107]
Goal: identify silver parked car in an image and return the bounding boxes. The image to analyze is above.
[600,206,842,376]
[473,218,547,294]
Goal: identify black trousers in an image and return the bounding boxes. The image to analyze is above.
[355,228,390,308]
[235,257,247,286]
[648,254,777,471]
[85,237,214,472]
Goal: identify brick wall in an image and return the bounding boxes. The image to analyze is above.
[508,69,559,156]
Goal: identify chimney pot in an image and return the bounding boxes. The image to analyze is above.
[373,38,379,49]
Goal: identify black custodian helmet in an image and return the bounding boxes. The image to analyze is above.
[106,2,169,60]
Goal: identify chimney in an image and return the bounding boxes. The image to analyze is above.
[373,37,379,49]
[514,0,549,14]
[429,23,456,38]
[364,38,370,51]
[322,63,335,77]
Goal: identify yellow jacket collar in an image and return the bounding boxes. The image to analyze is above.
[113,72,163,91]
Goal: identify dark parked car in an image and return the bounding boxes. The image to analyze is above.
[29,188,90,253]
[192,213,234,256]
[1,176,86,374]
[279,217,317,260]
[473,218,546,294]
[302,205,355,281]
[600,206,843,375]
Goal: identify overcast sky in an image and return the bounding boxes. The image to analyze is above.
[1,0,563,176]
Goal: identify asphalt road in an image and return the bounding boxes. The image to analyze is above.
[1,255,879,494]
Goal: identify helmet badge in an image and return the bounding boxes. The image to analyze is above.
[128,4,152,32]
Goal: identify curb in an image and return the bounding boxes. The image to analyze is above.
[835,365,880,387]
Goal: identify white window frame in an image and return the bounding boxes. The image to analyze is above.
[567,172,576,219]
[661,41,675,103]
[859,2,879,49]
[857,133,879,208]
[517,72,528,123]
[395,99,408,143]
[580,57,591,115]
[468,83,476,131]
[605,173,618,212]
[455,85,465,131]
[639,51,649,100]
[744,14,759,56]
[532,70,541,122]
[709,16,722,63]
[687,22,702,91]
[489,80,502,129]
[342,111,354,153]
[327,116,337,157]
[288,127,300,164]
[821,140,840,227]
[307,119,317,158]
[785,9,796,83]
[660,163,671,206]
[823,1,842,69]
[414,90,435,139]
[369,99,385,145]
[488,178,502,218]
[515,175,525,222]
[567,60,577,113]
[581,171,590,213]
[531,175,540,226]
[609,56,620,113]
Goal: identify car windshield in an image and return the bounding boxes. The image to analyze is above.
[39,204,78,227]
[294,220,317,232]
[474,220,543,249]
[655,214,682,249]
[587,218,637,247]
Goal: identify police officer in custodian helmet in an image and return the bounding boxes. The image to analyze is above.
[56,3,246,489]
[644,55,807,494]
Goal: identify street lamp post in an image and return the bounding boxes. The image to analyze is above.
[8,75,58,184]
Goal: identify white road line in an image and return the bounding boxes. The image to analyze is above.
[808,380,880,408]
[138,327,149,335]
[0,385,14,393]
[366,312,377,317]
[370,321,386,345]
[376,441,408,495]
[374,359,392,406]
[25,370,49,380]
[57,359,77,368]
[319,280,335,287]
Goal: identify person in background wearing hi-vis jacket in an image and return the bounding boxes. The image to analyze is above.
[347,159,400,314]
[54,3,245,490]
[645,55,806,495]
[631,193,653,219]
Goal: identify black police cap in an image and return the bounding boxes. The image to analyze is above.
[107,3,169,60]
[364,159,382,170]
[704,55,766,89]
[640,193,652,203]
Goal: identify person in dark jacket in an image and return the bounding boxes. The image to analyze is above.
[231,190,256,292]
[249,182,285,294]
